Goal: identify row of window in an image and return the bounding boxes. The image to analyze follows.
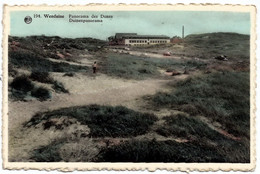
[125,44,147,46]
[128,40,168,43]
[129,40,147,43]
[150,40,167,43]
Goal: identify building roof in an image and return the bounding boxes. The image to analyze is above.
[115,33,137,39]
[115,33,170,39]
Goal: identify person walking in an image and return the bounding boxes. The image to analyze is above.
[92,61,97,73]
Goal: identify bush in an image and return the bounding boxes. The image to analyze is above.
[10,75,34,92]
[25,105,158,137]
[31,140,64,162]
[63,72,75,77]
[96,140,226,162]
[8,64,18,77]
[52,81,69,93]
[30,71,54,83]
[31,87,52,101]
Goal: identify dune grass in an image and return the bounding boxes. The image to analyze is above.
[151,71,250,138]
[101,53,206,80]
[25,105,158,137]
[9,50,86,72]
[95,139,226,162]
[156,113,226,141]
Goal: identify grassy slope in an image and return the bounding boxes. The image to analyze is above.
[9,50,86,73]
[151,71,250,138]
[184,32,250,59]
[134,32,250,60]
[101,53,206,79]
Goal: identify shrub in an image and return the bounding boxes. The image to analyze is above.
[10,89,29,101]
[8,64,18,77]
[31,140,64,162]
[52,81,69,93]
[30,71,54,83]
[25,105,158,137]
[63,72,75,77]
[31,87,52,101]
[10,75,34,92]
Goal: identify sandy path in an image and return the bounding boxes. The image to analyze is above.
[8,74,172,130]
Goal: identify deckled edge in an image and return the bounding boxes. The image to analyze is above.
[1,3,257,172]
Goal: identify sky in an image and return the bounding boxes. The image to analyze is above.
[10,11,250,40]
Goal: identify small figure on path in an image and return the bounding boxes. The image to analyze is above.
[92,61,97,73]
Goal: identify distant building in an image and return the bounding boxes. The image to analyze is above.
[108,33,170,46]
[170,36,183,44]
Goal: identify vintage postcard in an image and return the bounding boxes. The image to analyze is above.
[2,4,256,171]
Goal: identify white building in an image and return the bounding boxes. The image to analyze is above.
[109,33,171,46]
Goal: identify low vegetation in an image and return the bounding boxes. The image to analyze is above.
[9,35,107,58]
[31,138,99,162]
[102,53,206,79]
[95,140,226,162]
[151,71,250,138]
[156,113,225,141]
[10,75,34,92]
[63,72,75,77]
[134,32,250,60]
[25,105,158,137]
[184,32,250,59]
[32,139,65,162]
[10,73,68,101]
[9,33,250,163]
[10,75,35,100]
[52,81,69,93]
[30,71,54,83]
[155,113,250,163]
[9,50,86,72]
[31,87,52,101]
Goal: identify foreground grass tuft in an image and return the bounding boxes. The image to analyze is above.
[25,105,158,137]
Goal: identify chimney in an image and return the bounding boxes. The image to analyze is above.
[182,26,184,39]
